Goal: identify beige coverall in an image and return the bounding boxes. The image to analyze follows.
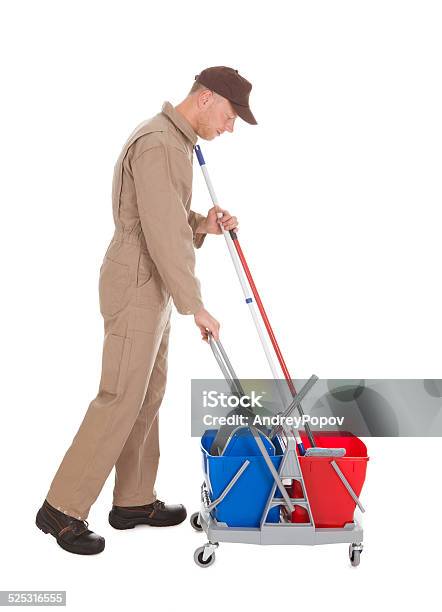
[46,101,206,520]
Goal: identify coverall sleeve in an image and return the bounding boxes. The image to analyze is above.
[188,209,207,249]
[131,144,204,315]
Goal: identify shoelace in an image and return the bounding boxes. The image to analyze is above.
[152,499,165,511]
[72,518,89,533]
[59,518,90,538]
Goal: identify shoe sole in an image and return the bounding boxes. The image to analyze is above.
[36,509,105,555]
[108,510,186,530]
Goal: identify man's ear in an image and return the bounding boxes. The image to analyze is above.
[198,89,214,110]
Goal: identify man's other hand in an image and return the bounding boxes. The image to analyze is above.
[197,205,239,235]
[194,308,220,342]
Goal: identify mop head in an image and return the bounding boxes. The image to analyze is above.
[305,447,346,457]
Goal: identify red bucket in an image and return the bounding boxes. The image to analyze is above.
[289,431,369,528]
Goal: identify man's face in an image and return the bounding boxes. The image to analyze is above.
[195,91,237,141]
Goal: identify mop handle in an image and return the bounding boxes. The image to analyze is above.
[194,144,316,450]
[208,334,245,398]
[194,145,284,385]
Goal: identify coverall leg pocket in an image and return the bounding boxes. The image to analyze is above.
[99,333,132,395]
[99,257,130,316]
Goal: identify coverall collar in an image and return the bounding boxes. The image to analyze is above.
[161,101,198,147]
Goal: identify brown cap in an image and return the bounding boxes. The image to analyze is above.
[194,66,257,125]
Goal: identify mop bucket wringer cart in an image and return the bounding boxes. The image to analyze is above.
[191,146,369,568]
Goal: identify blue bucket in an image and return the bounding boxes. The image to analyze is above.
[201,429,283,527]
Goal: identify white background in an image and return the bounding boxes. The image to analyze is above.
[1,0,441,610]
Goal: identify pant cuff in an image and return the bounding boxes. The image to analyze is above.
[112,494,156,507]
[45,495,88,521]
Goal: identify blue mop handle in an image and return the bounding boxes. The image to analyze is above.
[194,145,228,226]
[194,144,205,166]
[194,145,235,232]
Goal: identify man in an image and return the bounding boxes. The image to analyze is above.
[36,66,257,555]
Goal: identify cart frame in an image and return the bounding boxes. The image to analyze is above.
[192,409,364,567]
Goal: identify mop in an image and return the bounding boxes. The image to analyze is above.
[195,145,312,455]
[195,145,349,461]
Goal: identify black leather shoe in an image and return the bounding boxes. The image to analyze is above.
[108,499,187,529]
[36,500,105,555]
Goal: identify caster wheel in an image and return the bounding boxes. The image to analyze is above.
[190,512,203,532]
[349,544,362,567]
[194,546,216,568]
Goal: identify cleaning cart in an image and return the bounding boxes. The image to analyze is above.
[190,146,369,567]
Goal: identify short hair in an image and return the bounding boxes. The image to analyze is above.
[188,80,207,95]
[188,81,223,107]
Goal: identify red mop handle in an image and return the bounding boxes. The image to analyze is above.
[229,231,316,448]
[230,232,296,394]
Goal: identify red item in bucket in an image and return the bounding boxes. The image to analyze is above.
[290,480,310,523]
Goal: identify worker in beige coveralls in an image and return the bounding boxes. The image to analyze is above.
[36,67,257,554]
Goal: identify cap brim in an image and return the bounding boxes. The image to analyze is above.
[231,103,258,125]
